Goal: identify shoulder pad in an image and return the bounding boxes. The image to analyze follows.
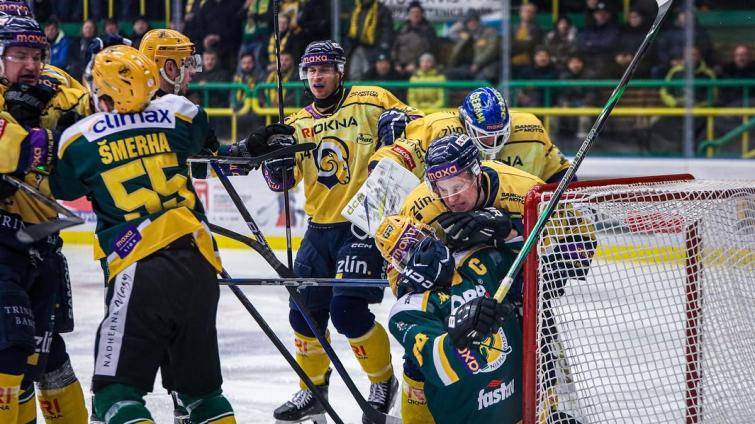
[152,94,199,121]
[481,160,544,184]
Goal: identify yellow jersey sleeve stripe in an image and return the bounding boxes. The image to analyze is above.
[175,113,192,123]
[433,334,459,386]
[58,132,82,158]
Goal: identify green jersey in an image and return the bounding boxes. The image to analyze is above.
[50,94,222,280]
[388,247,522,424]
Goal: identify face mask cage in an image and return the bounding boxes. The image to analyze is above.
[462,114,511,158]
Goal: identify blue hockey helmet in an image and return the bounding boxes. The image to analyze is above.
[299,40,346,80]
[459,87,511,158]
[0,15,49,75]
[425,133,481,199]
[0,1,33,18]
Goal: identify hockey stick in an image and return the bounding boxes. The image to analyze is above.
[271,0,295,270]
[208,164,401,424]
[494,0,674,303]
[187,142,315,166]
[1,175,85,243]
[218,276,389,288]
[219,267,345,424]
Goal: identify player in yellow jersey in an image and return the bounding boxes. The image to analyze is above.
[0,13,90,424]
[371,87,571,184]
[256,40,422,424]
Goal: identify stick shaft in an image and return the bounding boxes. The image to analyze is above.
[494,0,674,302]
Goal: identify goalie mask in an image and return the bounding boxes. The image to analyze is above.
[375,215,434,272]
[90,45,159,113]
[139,29,201,94]
[459,87,511,158]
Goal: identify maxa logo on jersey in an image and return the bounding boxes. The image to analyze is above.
[477,379,515,411]
[456,347,481,373]
[112,225,142,259]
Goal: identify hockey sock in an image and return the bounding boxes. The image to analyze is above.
[0,372,24,424]
[348,323,394,383]
[401,373,434,424]
[37,360,87,423]
[294,331,331,390]
[176,389,235,423]
[18,380,36,424]
[93,383,154,424]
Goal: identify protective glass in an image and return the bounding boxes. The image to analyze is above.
[182,53,202,73]
[299,62,344,80]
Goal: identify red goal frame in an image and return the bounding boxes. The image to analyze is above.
[520,174,706,424]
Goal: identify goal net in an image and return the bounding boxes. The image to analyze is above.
[523,174,755,424]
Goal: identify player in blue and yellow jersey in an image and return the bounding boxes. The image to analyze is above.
[258,40,422,423]
[375,214,522,424]
[371,87,571,184]
[0,12,91,423]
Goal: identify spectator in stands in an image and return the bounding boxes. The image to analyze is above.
[131,16,150,48]
[296,0,331,47]
[193,49,233,107]
[104,18,121,38]
[233,49,266,110]
[44,17,73,71]
[240,0,273,68]
[557,54,595,139]
[517,47,558,107]
[718,45,754,105]
[576,2,620,78]
[364,51,403,81]
[446,11,500,83]
[660,46,717,108]
[407,52,445,110]
[186,0,244,70]
[621,8,650,53]
[265,12,304,72]
[653,8,715,78]
[262,50,296,107]
[344,0,395,80]
[544,15,578,71]
[511,3,543,74]
[392,1,437,78]
[69,18,98,81]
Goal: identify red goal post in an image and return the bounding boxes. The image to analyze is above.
[521,174,755,424]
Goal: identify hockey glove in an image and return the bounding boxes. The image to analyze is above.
[437,207,512,252]
[447,297,516,350]
[261,129,296,191]
[5,83,57,128]
[397,238,455,294]
[377,109,410,148]
[228,123,295,158]
[540,235,597,300]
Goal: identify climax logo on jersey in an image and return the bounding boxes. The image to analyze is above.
[315,136,351,189]
[477,379,515,411]
[84,109,175,141]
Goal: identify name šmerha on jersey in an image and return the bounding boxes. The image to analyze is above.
[388,246,522,424]
[50,94,221,280]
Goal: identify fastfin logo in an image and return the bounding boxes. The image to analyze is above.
[477,379,515,410]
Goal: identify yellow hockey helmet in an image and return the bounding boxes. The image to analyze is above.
[374,215,434,271]
[139,29,201,94]
[91,45,159,113]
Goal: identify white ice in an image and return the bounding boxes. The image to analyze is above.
[57,244,406,423]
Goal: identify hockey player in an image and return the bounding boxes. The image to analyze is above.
[0,13,90,423]
[138,28,201,97]
[1,44,271,423]
[375,214,522,424]
[371,86,571,184]
[256,40,422,423]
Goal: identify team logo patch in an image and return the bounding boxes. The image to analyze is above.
[315,136,351,189]
[112,225,142,259]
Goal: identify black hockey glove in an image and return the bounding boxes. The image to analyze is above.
[437,207,512,252]
[5,82,57,128]
[397,238,455,294]
[261,130,296,191]
[540,235,597,300]
[377,108,410,148]
[228,123,296,158]
[447,297,516,350]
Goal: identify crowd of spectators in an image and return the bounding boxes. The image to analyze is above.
[31,0,755,113]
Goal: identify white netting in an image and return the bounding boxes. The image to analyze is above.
[531,178,755,424]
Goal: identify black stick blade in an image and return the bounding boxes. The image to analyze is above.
[16,216,84,244]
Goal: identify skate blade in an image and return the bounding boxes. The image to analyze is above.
[275,413,326,424]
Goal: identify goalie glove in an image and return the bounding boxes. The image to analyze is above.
[447,297,516,350]
[437,207,512,251]
[397,238,455,294]
[540,235,597,300]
